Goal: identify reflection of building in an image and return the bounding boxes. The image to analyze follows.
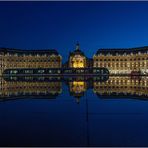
[93,76,148,98]
[0,48,62,76]
[0,75,109,101]
[93,47,148,74]
[0,77,62,100]
[67,76,94,103]
[69,81,87,103]
[2,75,148,101]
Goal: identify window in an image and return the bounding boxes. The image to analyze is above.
[24,70,33,74]
[10,70,18,74]
[38,70,45,73]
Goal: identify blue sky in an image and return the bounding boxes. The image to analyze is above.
[0,1,148,62]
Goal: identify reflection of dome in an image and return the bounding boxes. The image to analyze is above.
[70,92,84,104]
[76,96,81,104]
[73,92,84,104]
[69,81,86,102]
[71,81,86,93]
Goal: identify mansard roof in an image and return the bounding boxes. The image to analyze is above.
[69,43,86,57]
[69,49,85,56]
[0,47,60,55]
[96,46,148,55]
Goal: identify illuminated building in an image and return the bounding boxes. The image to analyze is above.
[93,46,148,74]
[0,48,62,76]
[67,43,93,68]
[1,44,148,76]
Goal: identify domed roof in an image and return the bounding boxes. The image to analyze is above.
[70,43,85,56]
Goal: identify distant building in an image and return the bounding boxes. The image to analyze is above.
[67,43,92,69]
[1,44,148,76]
[0,48,62,76]
[93,47,148,74]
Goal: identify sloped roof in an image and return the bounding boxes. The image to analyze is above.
[0,47,60,55]
[96,46,148,55]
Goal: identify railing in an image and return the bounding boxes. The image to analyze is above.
[2,67,109,76]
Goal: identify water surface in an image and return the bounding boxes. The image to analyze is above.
[0,76,148,146]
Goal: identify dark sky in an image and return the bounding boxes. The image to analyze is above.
[0,1,148,62]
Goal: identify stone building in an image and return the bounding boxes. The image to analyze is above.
[1,44,148,76]
[67,43,92,68]
[0,48,62,76]
[93,46,148,74]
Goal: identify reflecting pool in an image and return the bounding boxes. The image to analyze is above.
[1,75,148,146]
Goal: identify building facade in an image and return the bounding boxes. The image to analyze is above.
[68,43,87,68]
[0,48,62,76]
[1,45,148,76]
[93,47,148,74]
[67,43,93,69]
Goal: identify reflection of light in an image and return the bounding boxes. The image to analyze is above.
[0,79,62,98]
[73,81,84,86]
[93,76,148,97]
[71,81,85,93]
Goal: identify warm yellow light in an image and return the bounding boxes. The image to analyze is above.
[73,62,84,68]
[71,81,85,93]
[73,81,84,86]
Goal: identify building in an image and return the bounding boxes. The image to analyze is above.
[66,43,93,68]
[1,44,148,76]
[93,46,148,74]
[0,48,62,76]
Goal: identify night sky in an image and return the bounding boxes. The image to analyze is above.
[1,1,148,62]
